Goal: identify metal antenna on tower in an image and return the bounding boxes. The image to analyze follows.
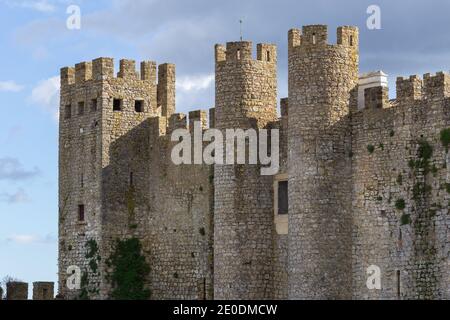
[239,19,243,41]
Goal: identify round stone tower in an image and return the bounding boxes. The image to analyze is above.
[287,25,359,299]
[214,41,278,299]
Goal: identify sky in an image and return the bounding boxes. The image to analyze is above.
[1,0,450,295]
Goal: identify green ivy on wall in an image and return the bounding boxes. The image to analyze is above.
[106,238,150,300]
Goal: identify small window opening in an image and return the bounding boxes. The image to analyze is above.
[65,105,72,119]
[267,50,271,62]
[42,288,48,297]
[134,100,144,113]
[80,173,84,188]
[349,35,354,46]
[78,204,85,222]
[237,49,241,60]
[78,102,85,115]
[130,172,134,186]
[312,33,317,44]
[278,180,288,215]
[396,270,401,299]
[113,99,122,111]
[91,99,98,112]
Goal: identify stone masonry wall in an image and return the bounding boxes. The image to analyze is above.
[6,282,28,300]
[287,25,359,299]
[59,57,213,300]
[59,60,106,299]
[214,41,278,299]
[33,282,54,300]
[58,25,450,300]
[351,74,450,299]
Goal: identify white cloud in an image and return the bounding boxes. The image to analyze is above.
[0,157,40,181]
[0,188,31,204]
[30,76,60,121]
[175,73,215,112]
[6,233,55,245]
[0,81,24,92]
[177,74,214,92]
[1,0,56,12]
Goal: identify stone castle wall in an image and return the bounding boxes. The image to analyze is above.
[58,24,449,300]
[59,58,214,300]
[351,74,450,299]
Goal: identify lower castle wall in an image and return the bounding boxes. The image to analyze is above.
[351,96,450,299]
[99,117,213,300]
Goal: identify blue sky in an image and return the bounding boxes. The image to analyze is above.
[1,0,450,295]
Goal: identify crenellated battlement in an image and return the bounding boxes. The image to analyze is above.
[214,41,277,64]
[393,72,450,104]
[358,71,450,110]
[396,74,422,103]
[189,110,208,131]
[117,59,138,79]
[167,113,187,133]
[60,57,168,87]
[288,25,358,52]
[75,61,92,83]
[423,71,450,99]
[149,109,212,138]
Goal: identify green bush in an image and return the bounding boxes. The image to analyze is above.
[107,238,150,300]
[395,199,406,210]
[440,128,450,152]
[400,214,411,225]
[445,183,450,194]
[417,139,433,161]
[367,145,375,154]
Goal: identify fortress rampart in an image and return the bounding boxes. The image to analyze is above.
[58,25,450,300]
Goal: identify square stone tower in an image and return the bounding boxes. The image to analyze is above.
[58,58,174,299]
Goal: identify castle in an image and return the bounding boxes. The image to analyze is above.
[58,25,450,300]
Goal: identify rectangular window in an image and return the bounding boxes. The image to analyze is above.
[130,172,133,186]
[78,204,85,222]
[278,180,288,215]
[65,104,72,119]
[113,99,122,111]
[91,99,98,112]
[78,102,85,115]
[134,100,144,113]
[397,270,401,299]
